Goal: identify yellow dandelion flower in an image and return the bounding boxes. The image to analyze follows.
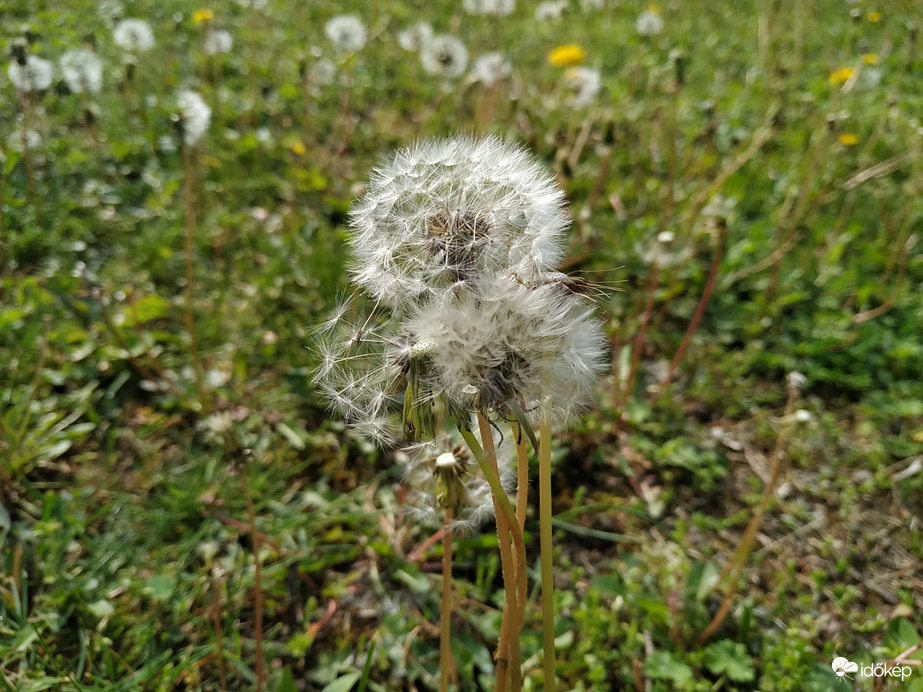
[838,133,859,146]
[290,141,307,155]
[548,44,585,67]
[829,67,854,85]
[647,4,660,12]
[192,9,214,23]
[868,11,881,22]
[863,53,878,64]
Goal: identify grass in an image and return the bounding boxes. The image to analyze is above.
[2,0,922,690]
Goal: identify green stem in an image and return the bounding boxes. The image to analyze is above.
[440,506,454,692]
[539,411,556,690]
[458,422,526,692]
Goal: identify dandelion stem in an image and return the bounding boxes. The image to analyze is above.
[477,412,522,692]
[239,464,264,692]
[182,146,208,408]
[512,421,529,533]
[458,421,525,692]
[440,506,454,692]
[539,409,556,690]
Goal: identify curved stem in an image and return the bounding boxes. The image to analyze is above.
[458,421,525,692]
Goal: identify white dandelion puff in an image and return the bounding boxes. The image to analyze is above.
[463,0,516,16]
[347,134,569,305]
[468,52,511,87]
[325,15,367,53]
[7,56,54,92]
[400,436,517,533]
[405,273,607,426]
[113,18,156,52]
[7,128,42,151]
[535,0,568,21]
[308,57,337,86]
[397,22,433,52]
[175,89,211,146]
[203,29,233,55]
[97,0,124,26]
[636,10,664,36]
[59,50,104,94]
[565,66,601,107]
[420,35,468,79]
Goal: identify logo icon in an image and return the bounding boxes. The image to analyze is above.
[832,657,859,680]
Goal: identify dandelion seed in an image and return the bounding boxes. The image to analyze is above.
[420,35,468,79]
[548,44,584,67]
[325,15,367,53]
[112,18,156,52]
[203,29,233,55]
[175,89,211,146]
[397,22,433,52]
[535,1,568,21]
[462,0,515,16]
[636,9,664,36]
[59,49,103,94]
[7,55,53,92]
[468,52,511,87]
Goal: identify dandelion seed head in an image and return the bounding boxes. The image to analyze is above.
[468,52,511,87]
[348,135,568,305]
[406,274,606,424]
[97,0,124,26]
[400,435,515,532]
[203,29,233,55]
[535,0,568,21]
[7,55,53,92]
[7,128,42,151]
[397,22,433,52]
[175,89,211,146]
[636,9,664,36]
[565,66,601,107]
[325,15,367,53]
[59,50,103,94]
[463,0,516,16]
[420,35,468,79]
[113,18,156,52]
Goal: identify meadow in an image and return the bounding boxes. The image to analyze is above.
[1,0,922,690]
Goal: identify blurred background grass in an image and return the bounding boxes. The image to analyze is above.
[1,1,922,690]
